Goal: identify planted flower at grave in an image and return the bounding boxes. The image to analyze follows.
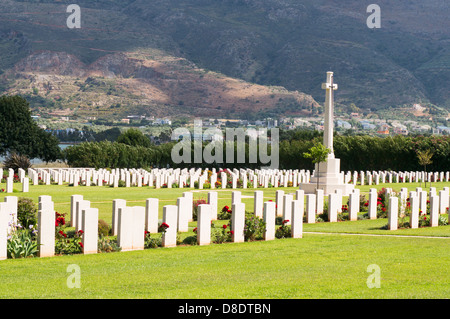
[158,222,169,234]
[218,205,232,220]
[211,223,231,244]
[275,220,291,239]
[54,211,83,255]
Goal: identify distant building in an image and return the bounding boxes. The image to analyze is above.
[153,118,172,125]
[336,120,352,129]
[393,127,408,135]
[436,126,450,134]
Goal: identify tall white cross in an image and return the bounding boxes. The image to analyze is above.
[321,71,338,158]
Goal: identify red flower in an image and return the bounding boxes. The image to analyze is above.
[222,224,227,229]
[79,242,84,248]
[193,227,198,233]
[78,230,84,234]
[282,220,289,224]
[55,216,65,227]
[58,230,67,238]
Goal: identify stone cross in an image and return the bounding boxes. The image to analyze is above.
[321,71,338,157]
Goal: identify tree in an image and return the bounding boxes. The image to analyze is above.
[416,149,433,187]
[116,128,151,147]
[0,95,61,162]
[303,141,331,190]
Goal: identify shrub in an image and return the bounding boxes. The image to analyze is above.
[98,219,111,237]
[98,235,121,253]
[244,213,266,241]
[17,197,38,229]
[218,205,232,220]
[212,223,232,244]
[418,215,430,227]
[275,220,291,238]
[182,235,198,246]
[438,215,448,226]
[144,231,162,248]
[55,229,84,255]
[55,211,84,255]
[7,224,38,258]
[2,152,31,173]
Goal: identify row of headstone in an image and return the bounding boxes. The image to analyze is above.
[4,168,449,194]
[2,185,448,259]
[356,170,450,186]
[387,186,450,230]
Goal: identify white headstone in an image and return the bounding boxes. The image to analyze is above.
[388,196,398,230]
[348,188,360,221]
[131,206,146,250]
[253,191,264,218]
[368,188,377,220]
[231,202,245,243]
[6,177,13,193]
[328,193,339,223]
[282,194,293,225]
[70,195,83,228]
[275,190,284,217]
[75,200,90,231]
[145,198,159,233]
[429,195,439,227]
[410,192,419,229]
[117,206,133,251]
[162,205,178,248]
[4,196,18,229]
[208,192,218,220]
[315,189,324,215]
[37,196,55,258]
[182,192,194,222]
[291,200,303,239]
[22,178,29,193]
[263,201,276,241]
[439,189,449,215]
[305,194,316,224]
[0,203,9,260]
[81,208,99,254]
[177,197,189,232]
[197,204,211,246]
[232,191,241,205]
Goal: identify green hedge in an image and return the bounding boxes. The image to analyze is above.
[64,135,450,172]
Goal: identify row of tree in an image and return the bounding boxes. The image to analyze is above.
[63,131,450,172]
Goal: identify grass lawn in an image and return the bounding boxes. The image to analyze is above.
[0,181,449,298]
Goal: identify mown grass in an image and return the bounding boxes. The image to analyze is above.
[0,181,449,299]
[0,233,448,299]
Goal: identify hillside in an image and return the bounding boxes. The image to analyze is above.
[0,0,448,119]
[4,49,318,119]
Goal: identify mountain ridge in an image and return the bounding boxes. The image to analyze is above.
[0,0,449,119]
